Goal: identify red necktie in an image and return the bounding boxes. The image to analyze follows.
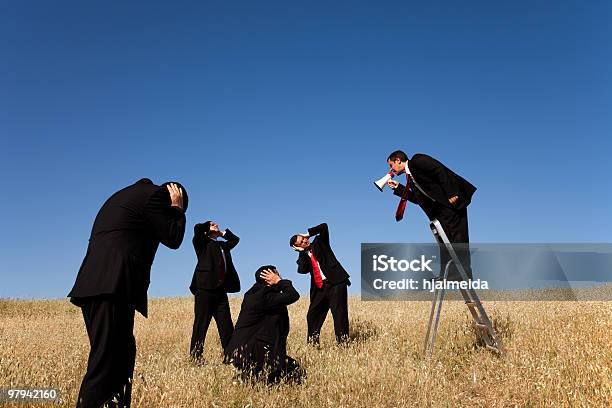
[395,174,412,222]
[309,250,324,289]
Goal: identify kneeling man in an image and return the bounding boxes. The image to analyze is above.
[224,266,303,384]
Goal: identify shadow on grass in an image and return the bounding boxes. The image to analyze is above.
[348,318,379,344]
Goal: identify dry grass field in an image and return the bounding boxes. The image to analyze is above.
[1,296,610,407]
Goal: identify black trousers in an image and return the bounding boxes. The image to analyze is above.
[190,289,234,359]
[307,281,349,344]
[76,297,136,408]
[434,206,473,281]
[265,355,304,385]
[235,342,305,385]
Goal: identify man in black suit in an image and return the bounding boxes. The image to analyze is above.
[68,179,187,408]
[224,265,303,384]
[189,221,240,361]
[385,150,476,281]
[290,223,350,345]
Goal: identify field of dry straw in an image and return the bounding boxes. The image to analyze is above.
[1,296,610,407]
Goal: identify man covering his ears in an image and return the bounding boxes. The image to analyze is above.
[290,223,350,345]
[189,221,241,362]
[224,265,304,384]
[69,179,187,408]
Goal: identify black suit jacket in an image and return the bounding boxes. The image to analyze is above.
[297,223,350,289]
[189,227,241,294]
[224,280,299,370]
[393,153,477,210]
[68,178,186,317]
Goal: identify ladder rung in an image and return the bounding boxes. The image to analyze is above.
[465,301,477,308]
[474,323,488,330]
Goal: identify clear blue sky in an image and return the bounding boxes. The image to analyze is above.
[1,1,610,299]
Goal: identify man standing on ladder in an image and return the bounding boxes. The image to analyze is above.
[385,150,476,281]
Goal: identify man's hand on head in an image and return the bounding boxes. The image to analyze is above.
[261,269,281,286]
[448,195,459,206]
[167,183,184,211]
[210,229,224,238]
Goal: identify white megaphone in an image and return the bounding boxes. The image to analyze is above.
[373,171,394,192]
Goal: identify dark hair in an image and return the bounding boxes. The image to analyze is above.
[387,150,408,162]
[161,181,189,212]
[289,235,298,247]
[255,265,278,284]
[194,221,212,238]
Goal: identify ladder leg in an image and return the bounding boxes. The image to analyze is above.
[424,260,452,360]
[468,288,505,353]
[430,219,505,355]
[424,288,438,355]
[427,286,445,360]
[461,289,495,348]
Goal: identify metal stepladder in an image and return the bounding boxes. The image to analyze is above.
[424,219,505,360]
